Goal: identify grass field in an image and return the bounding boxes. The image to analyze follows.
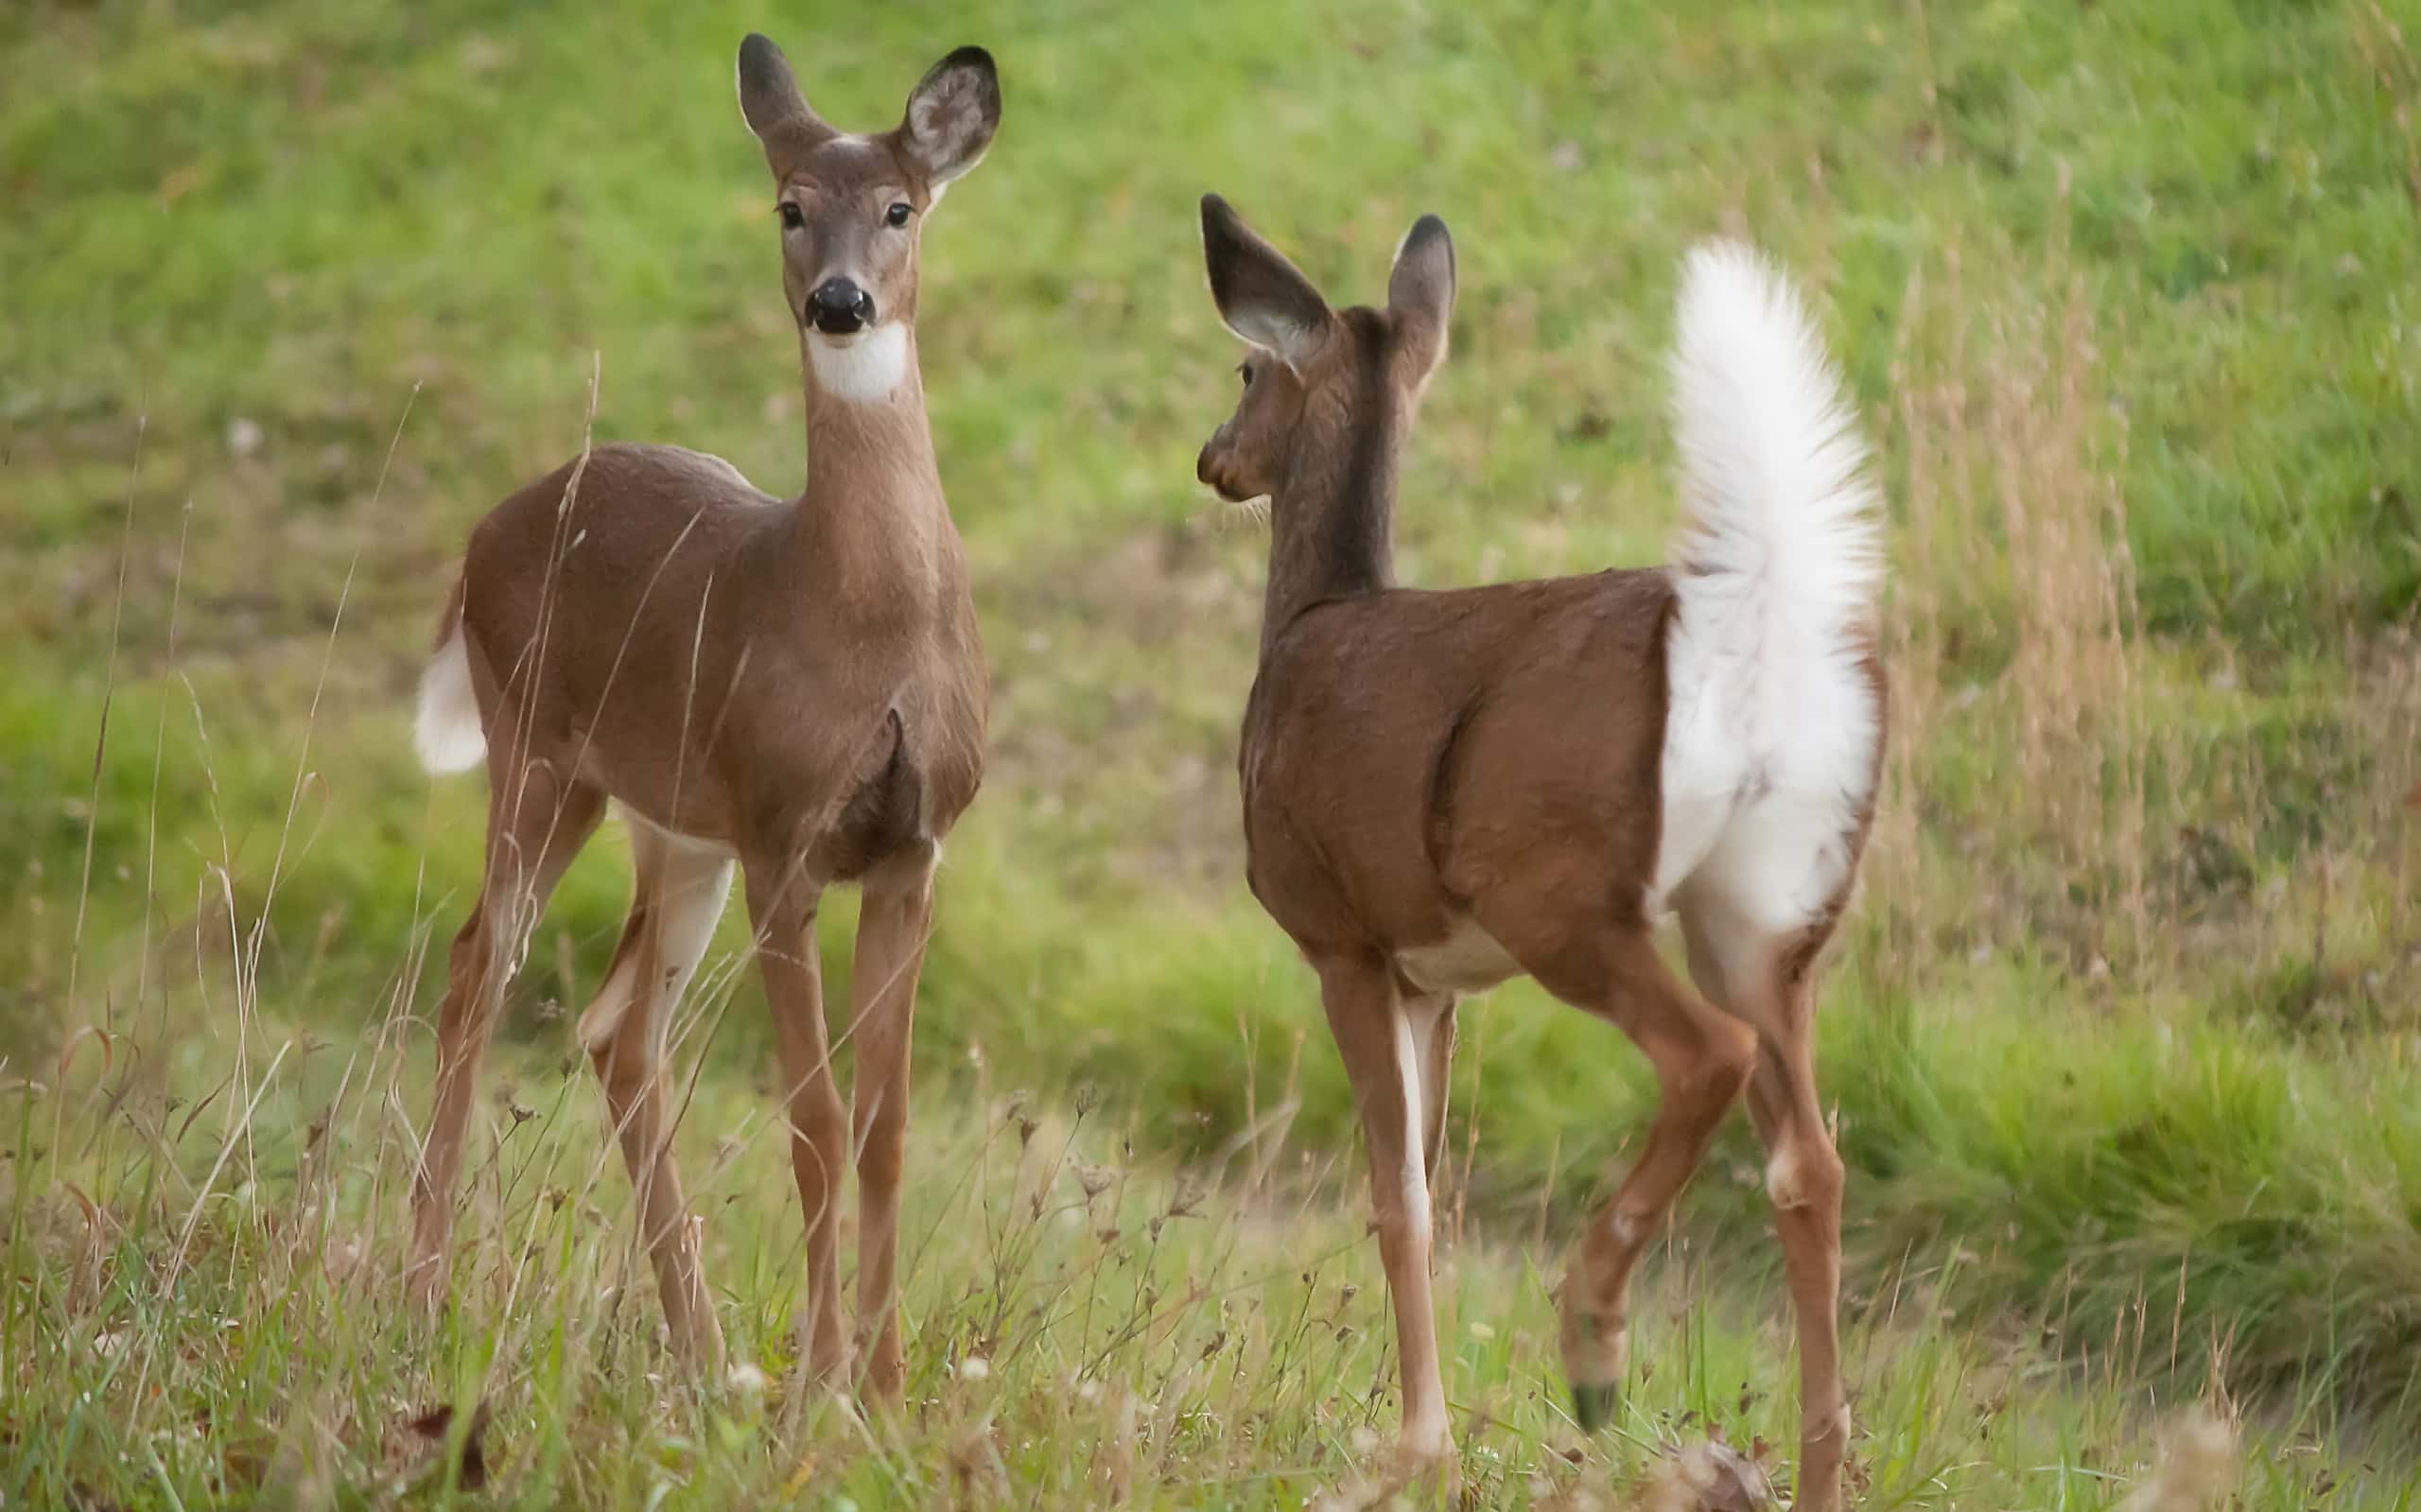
[5,0,2421,1504]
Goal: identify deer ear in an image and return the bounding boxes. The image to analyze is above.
[899,46,1001,190]
[1387,214,1455,385]
[738,34,833,166]
[1200,194,1333,372]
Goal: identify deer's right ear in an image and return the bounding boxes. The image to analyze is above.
[1201,194,1332,373]
[1386,214,1455,386]
[738,34,832,163]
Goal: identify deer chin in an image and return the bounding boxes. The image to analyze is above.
[807,322,910,404]
[1196,453,1267,512]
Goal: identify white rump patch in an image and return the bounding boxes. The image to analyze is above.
[413,627,485,774]
[808,323,911,404]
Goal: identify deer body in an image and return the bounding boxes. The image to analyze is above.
[1243,571,1678,974]
[1197,199,1879,1510]
[404,36,1000,1399]
[440,436,983,865]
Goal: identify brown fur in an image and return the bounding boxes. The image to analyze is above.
[406,36,1000,1402]
[1196,196,1873,1510]
[1242,571,1678,962]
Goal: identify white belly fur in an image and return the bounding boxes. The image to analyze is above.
[1395,915,1521,996]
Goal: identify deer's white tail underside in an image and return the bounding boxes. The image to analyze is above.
[1651,240,1883,932]
[414,626,487,774]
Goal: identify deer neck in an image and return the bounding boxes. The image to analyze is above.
[792,325,954,615]
[1259,392,1402,660]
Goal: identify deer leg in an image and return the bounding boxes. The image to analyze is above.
[744,851,850,1390]
[1681,913,1848,1512]
[409,761,602,1314]
[1482,912,1755,1432]
[846,845,936,1403]
[580,825,734,1371]
[1747,1027,1846,1512]
[1407,992,1457,1188]
[1317,953,1454,1472]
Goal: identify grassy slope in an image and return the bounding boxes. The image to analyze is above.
[5,0,2421,1503]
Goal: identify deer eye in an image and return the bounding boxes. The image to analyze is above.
[1238,361,1254,388]
[777,202,805,231]
[885,201,913,228]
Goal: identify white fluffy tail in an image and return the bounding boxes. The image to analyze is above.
[1651,241,1883,923]
[1667,239,1881,693]
[413,626,486,774]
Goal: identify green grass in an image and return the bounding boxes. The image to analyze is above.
[5,0,2421,1504]
[5,1041,2411,1508]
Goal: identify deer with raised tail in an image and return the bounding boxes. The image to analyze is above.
[1193,196,1882,1510]
[404,34,999,1399]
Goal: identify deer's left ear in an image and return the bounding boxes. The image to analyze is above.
[1201,193,1334,373]
[1386,214,1455,387]
[898,45,1001,190]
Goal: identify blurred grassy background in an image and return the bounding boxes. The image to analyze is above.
[5,0,2421,1504]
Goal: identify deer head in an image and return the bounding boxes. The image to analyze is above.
[1194,194,1454,507]
[738,37,1001,401]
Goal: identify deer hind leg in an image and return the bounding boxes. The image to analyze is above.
[1317,952,1455,1472]
[409,757,603,1314]
[1681,896,1849,1512]
[579,821,734,1371]
[846,844,937,1404]
[1472,887,1756,1431]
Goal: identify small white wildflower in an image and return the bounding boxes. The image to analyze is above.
[725,1363,768,1398]
[1467,1321,1495,1341]
[1348,1425,1382,1457]
[956,1355,991,1382]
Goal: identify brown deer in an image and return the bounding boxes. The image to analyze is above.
[404,34,999,1399]
[1193,196,1881,1510]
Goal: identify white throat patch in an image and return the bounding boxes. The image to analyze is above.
[808,323,911,405]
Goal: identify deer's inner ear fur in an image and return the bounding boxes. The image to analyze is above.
[1386,214,1456,386]
[1201,194,1334,373]
[900,46,1001,189]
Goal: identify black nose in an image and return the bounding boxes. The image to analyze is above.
[810,278,875,335]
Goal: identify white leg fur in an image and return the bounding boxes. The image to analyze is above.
[807,324,911,405]
[1390,1009,1431,1243]
[577,814,735,1051]
[413,627,486,774]
[575,952,644,1054]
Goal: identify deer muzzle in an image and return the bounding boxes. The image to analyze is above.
[809,277,877,336]
[1196,442,1249,503]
